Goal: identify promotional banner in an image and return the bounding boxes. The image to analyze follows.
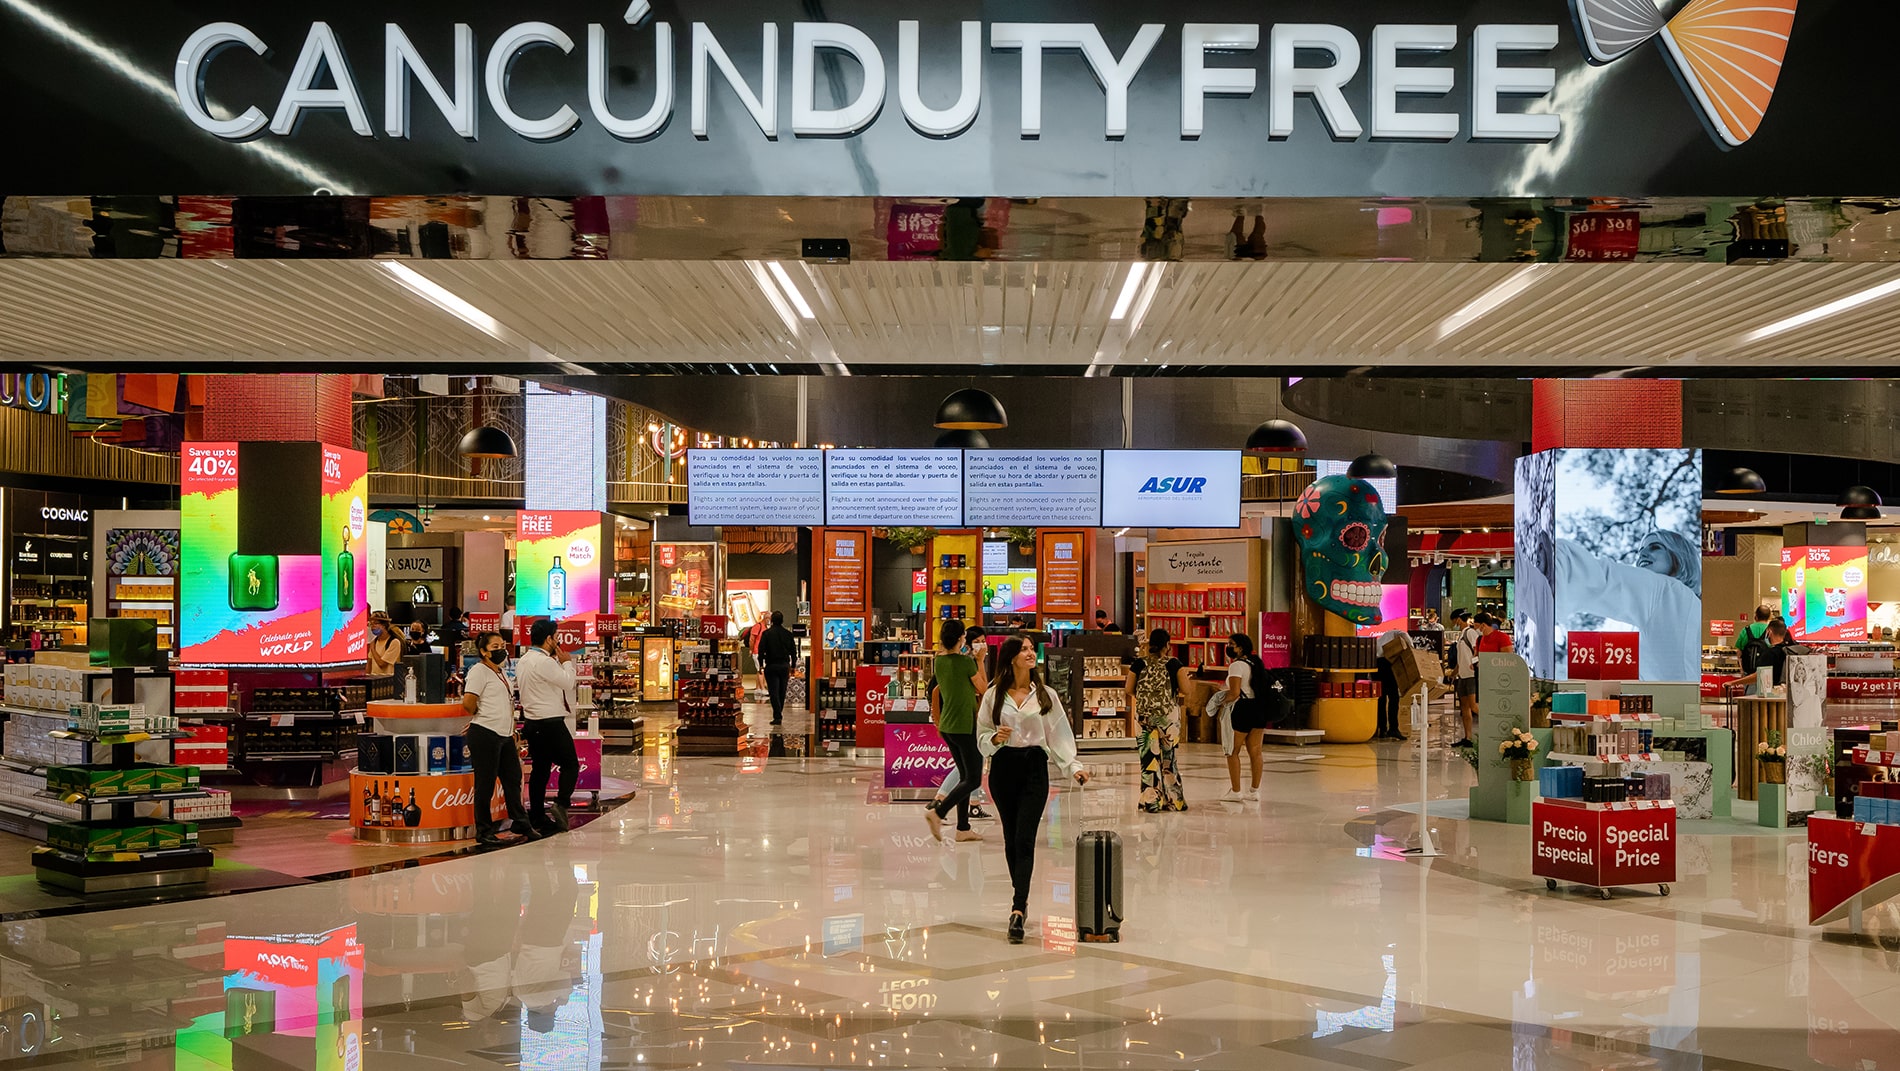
[1782,546,1807,634]
[1787,522,1868,642]
[884,722,955,789]
[181,441,326,665]
[320,445,368,663]
[516,511,603,622]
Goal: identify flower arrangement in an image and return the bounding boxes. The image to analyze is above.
[1499,726,1539,760]
[1756,731,1787,764]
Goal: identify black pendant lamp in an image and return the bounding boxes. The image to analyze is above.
[457,426,518,459]
[1716,467,1767,495]
[1245,418,1308,454]
[935,428,990,449]
[1840,484,1883,520]
[934,388,1008,430]
[1347,452,1398,479]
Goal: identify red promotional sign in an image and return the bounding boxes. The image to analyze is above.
[466,612,499,633]
[1568,631,1639,680]
[1566,632,1602,680]
[856,666,894,748]
[1532,800,1676,890]
[699,615,728,639]
[1709,619,1736,637]
[1828,677,1900,699]
[822,530,868,614]
[1038,532,1086,618]
[1564,211,1641,262]
[1258,612,1293,670]
[595,614,622,637]
[556,620,588,650]
[1809,816,1900,925]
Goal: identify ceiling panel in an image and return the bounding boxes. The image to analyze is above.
[5,258,1900,372]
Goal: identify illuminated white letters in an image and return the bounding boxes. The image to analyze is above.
[174,22,270,138]
[1181,23,1257,137]
[991,23,1162,137]
[385,24,478,139]
[692,23,778,138]
[588,19,674,139]
[898,20,981,137]
[485,22,580,140]
[1472,24,1560,140]
[1269,24,1362,139]
[1369,24,1457,140]
[792,23,886,136]
[273,22,373,136]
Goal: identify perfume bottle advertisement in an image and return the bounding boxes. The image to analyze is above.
[1799,544,1868,643]
[181,441,324,664]
[516,510,603,628]
[320,445,369,663]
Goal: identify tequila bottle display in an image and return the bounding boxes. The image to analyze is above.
[364,780,378,826]
[548,555,568,613]
[336,526,355,610]
[388,781,401,827]
[403,787,422,828]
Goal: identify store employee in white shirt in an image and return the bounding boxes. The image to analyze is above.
[516,618,580,836]
[462,632,538,848]
[977,638,1089,945]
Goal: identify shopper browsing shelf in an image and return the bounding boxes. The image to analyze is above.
[1475,613,1514,653]
[366,612,405,676]
[516,619,580,836]
[924,620,988,843]
[978,638,1089,944]
[757,611,798,726]
[1220,633,1270,801]
[1125,628,1188,812]
[461,632,537,848]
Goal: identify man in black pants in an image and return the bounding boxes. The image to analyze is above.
[757,610,798,726]
[516,618,580,835]
[461,632,537,848]
[1374,627,1409,740]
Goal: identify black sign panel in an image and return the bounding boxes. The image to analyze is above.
[0,1,1873,197]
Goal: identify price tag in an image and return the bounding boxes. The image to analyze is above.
[1567,632,1603,680]
[699,615,728,639]
[1600,632,1640,674]
[270,713,294,727]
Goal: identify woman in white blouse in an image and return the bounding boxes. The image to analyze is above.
[978,637,1090,944]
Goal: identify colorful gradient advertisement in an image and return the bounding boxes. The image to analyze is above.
[1782,546,1806,636]
[181,442,323,665]
[517,511,603,623]
[170,925,364,1071]
[1802,544,1868,642]
[321,446,369,663]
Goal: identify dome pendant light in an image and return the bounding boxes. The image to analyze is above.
[1716,467,1767,495]
[1245,418,1307,453]
[1840,484,1883,520]
[457,426,518,459]
[935,428,991,449]
[1347,452,1398,479]
[934,388,1008,430]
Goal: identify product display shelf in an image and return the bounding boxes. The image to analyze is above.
[677,641,745,755]
[31,720,213,894]
[586,654,651,752]
[106,573,177,652]
[1547,752,1662,764]
[928,533,981,629]
[1851,748,1900,767]
[1046,646,1136,751]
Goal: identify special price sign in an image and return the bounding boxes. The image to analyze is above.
[1532,800,1676,890]
[856,665,894,749]
[1809,816,1900,925]
[1566,631,1639,680]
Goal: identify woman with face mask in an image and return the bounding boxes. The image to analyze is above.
[461,632,538,848]
[366,612,405,675]
[1221,633,1268,803]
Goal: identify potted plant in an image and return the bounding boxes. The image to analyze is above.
[1500,725,1539,781]
[1757,732,1787,784]
[883,527,938,555]
[1806,751,1836,811]
[1004,527,1038,554]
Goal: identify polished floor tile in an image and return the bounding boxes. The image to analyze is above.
[0,716,1895,1069]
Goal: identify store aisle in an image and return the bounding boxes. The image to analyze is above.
[0,739,1890,1070]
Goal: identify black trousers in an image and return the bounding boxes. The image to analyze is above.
[932,732,982,831]
[1376,658,1402,737]
[522,717,578,818]
[989,746,1051,914]
[467,723,530,839]
[764,663,792,720]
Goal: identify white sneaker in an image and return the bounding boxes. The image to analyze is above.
[1243,789,1261,802]
[1218,789,1245,803]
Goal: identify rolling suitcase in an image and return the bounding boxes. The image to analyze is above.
[1075,830,1124,942]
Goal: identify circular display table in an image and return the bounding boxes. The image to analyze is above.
[350,769,506,843]
[366,700,468,737]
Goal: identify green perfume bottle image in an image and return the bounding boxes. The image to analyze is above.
[548,555,568,613]
[336,526,355,610]
[228,554,279,611]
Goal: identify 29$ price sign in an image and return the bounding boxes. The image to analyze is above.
[1567,632,1640,680]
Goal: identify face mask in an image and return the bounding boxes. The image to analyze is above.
[487,649,507,665]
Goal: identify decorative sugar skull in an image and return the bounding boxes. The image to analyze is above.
[1293,475,1390,624]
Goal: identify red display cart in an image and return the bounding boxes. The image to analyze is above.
[1532,798,1676,899]
[1808,815,1900,932]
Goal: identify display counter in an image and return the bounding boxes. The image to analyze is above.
[1808,815,1900,930]
[366,700,468,736]
[350,769,507,843]
[1733,696,1788,800]
[1532,798,1676,899]
[883,704,950,800]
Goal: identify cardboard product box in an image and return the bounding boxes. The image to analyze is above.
[1381,635,1410,661]
[449,735,472,773]
[425,735,450,775]
[47,818,199,857]
[46,763,200,800]
[393,735,423,775]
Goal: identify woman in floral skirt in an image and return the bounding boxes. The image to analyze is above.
[1125,628,1189,812]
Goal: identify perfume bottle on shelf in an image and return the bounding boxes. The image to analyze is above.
[228,554,279,612]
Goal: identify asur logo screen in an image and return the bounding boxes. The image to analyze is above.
[1102,450,1239,529]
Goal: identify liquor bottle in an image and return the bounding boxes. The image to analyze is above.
[548,555,568,613]
[364,780,378,826]
[388,781,401,827]
[403,787,422,828]
[336,526,355,610]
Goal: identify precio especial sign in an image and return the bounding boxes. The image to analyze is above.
[0,0,1861,196]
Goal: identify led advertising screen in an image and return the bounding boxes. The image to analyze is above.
[181,442,328,666]
[824,450,962,526]
[320,445,368,664]
[963,450,1102,526]
[982,571,1038,614]
[1787,523,1868,642]
[526,385,607,512]
[687,449,825,526]
[1100,450,1241,529]
[516,511,603,622]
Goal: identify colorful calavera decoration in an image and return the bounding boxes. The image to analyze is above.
[1294,475,1390,624]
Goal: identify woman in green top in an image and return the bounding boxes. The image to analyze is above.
[925,619,988,843]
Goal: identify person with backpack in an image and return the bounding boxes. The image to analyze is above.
[1735,605,1774,673]
[1449,609,1479,748]
[1125,628,1189,812]
[1220,632,1269,802]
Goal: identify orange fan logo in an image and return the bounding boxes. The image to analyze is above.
[1572,0,1798,146]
